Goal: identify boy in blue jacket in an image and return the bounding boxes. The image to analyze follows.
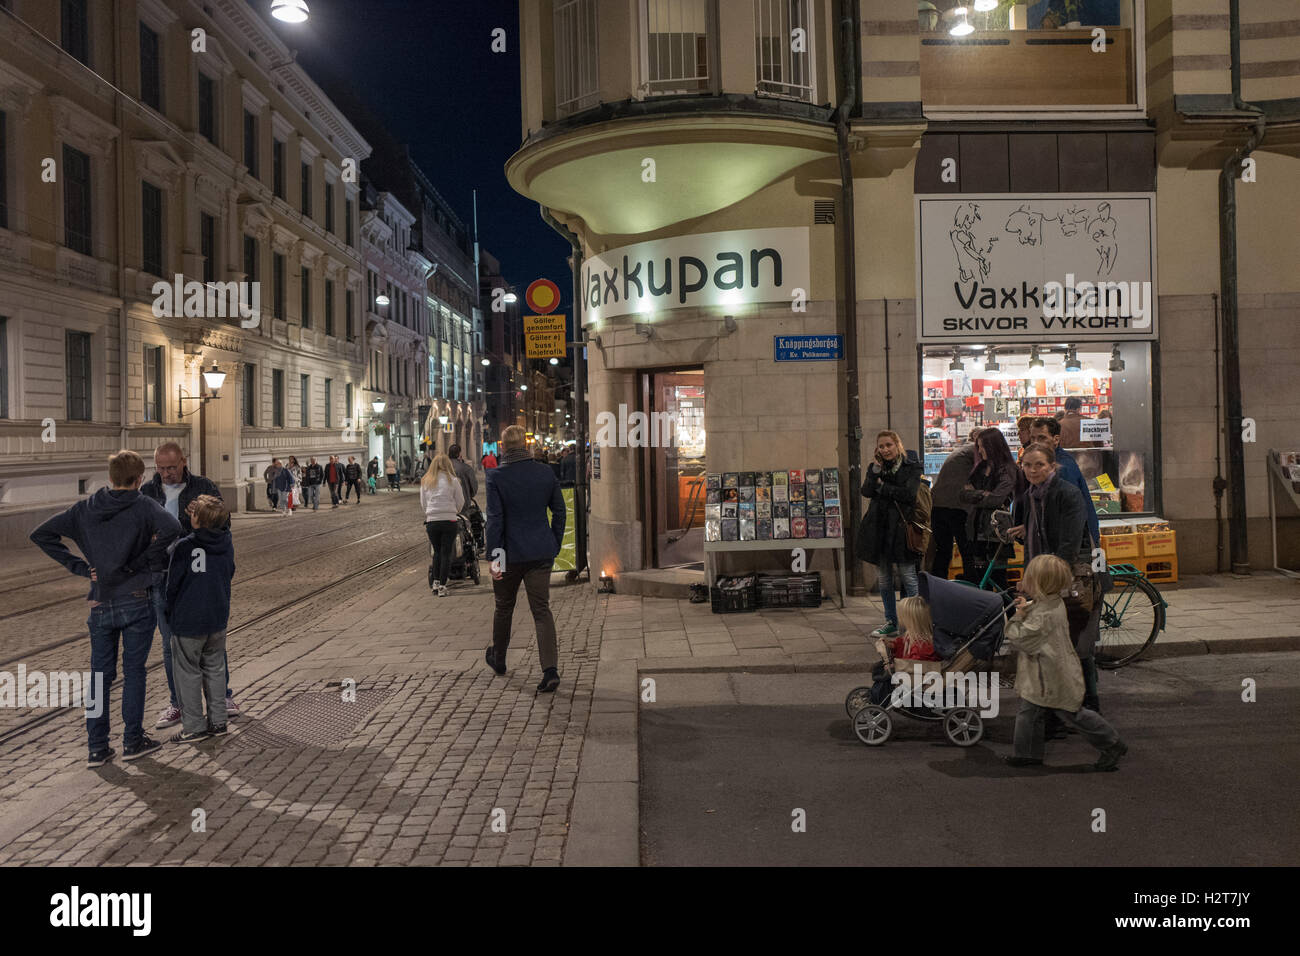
[164,495,236,740]
[30,449,182,767]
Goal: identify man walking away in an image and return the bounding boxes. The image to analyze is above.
[325,455,345,507]
[560,446,577,487]
[448,444,478,510]
[485,425,566,693]
[31,450,181,766]
[141,441,240,728]
[344,456,364,502]
[264,458,283,510]
[302,457,324,511]
[165,495,235,741]
[481,450,498,470]
[927,429,982,581]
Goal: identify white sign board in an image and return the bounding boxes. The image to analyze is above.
[1080,418,1112,443]
[916,195,1157,342]
[582,227,810,324]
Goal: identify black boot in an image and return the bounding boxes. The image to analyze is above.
[536,668,560,693]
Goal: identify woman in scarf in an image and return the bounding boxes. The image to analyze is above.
[856,430,924,638]
[1010,442,1104,716]
[960,428,1022,589]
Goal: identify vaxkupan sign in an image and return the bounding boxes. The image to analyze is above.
[582,228,810,324]
[916,195,1158,342]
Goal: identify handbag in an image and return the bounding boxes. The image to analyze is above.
[894,501,928,557]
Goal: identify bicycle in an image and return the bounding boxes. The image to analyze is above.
[954,544,1167,669]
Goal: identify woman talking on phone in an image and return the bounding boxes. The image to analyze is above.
[856,429,923,638]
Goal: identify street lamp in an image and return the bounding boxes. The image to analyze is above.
[503,292,518,304]
[481,358,490,366]
[375,293,390,307]
[549,357,559,365]
[178,363,226,418]
[270,0,309,23]
[372,399,386,414]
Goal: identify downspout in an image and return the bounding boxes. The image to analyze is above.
[1219,0,1266,574]
[836,0,864,593]
[114,0,130,450]
[540,206,588,580]
[1211,293,1225,573]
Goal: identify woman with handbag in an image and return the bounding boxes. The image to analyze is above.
[856,430,924,638]
[1009,442,1104,714]
[960,428,1022,590]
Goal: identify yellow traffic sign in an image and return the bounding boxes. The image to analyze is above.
[524,314,566,359]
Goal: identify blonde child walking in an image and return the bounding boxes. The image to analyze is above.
[1004,554,1127,771]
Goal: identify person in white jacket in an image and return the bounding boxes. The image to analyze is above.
[1004,554,1127,771]
[421,454,465,596]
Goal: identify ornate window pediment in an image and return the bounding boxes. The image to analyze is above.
[0,60,40,117]
[133,139,185,188]
[50,94,119,159]
[238,198,274,239]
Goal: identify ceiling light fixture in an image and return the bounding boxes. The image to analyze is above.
[948,352,965,373]
[949,7,974,36]
[982,348,1000,372]
[1064,346,1081,372]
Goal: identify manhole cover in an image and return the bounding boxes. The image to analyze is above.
[231,687,397,750]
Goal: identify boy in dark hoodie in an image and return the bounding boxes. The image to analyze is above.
[164,495,235,740]
[31,449,182,767]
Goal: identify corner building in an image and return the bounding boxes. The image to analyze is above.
[507,0,1299,586]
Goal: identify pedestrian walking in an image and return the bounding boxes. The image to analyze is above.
[273,460,296,516]
[367,457,380,494]
[481,450,498,470]
[302,457,324,511]
[447,443,478,511]
[856,430,924,638]
[484,425,566,692]
[264,458,283,510]
[421,454,466,597]
[164,495,235,742]
[385,456,400,491]
[324,455,346,507]
[285,456,302,511]
[140,441,240,729]
[30,450,182,767]
[927,432,981,580]
[959,427,1021,590]
[559,446,576,487]
[344,456,364,502]
[1003,554,1127,771]
[402,452,413,481]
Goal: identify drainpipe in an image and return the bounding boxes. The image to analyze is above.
[835,0,863,593]
[540,206,588,580]
[1219,0,1266,574]
[114,0,130,452]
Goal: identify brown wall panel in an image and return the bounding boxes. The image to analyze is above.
[1057,132,1109,191]
[1107,132,1156,191]
[958,134,1010,192]
[914,133,962,192]
[1009,133,1061,192]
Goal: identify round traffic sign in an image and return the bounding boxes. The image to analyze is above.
[526,278,561,314]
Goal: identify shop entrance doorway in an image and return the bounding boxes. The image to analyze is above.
[642,369,706,569]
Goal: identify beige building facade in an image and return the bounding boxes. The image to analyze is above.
[508,0,1300,586]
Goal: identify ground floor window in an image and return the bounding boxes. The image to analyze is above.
[920,341,1155,516]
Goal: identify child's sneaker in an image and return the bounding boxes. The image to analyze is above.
[155,704,182,729]
[871,623,899,637]
[225,696,240,718]
[170,728,210,744]
[122,735,163,761]
[86,746,115,769]
[207,722,228,736]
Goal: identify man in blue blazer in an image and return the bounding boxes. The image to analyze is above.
[485,425,566,692]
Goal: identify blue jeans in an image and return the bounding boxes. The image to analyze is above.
[87,593,156,754]
[155,586,231,707]
[876,560,920,627]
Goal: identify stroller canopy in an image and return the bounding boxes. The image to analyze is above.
[918,573,1005,660]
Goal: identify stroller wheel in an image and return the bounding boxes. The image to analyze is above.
[469,557,480,585]
[853,705,892,746]
[943,708,984,747]
[844,686,874,718]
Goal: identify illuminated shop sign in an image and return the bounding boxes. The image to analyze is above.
[916,195,1157,342]
[582,227,810,324]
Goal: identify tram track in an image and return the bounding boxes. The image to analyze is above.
[0,542,424,748]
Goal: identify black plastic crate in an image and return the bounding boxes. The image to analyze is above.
[710,575,758,614]
[755,572,822,609]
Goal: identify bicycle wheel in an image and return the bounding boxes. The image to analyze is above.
[1095,575,1165,669]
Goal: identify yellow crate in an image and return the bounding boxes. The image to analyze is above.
[1140,531,1177,557]
[1100,533,1141,561]
[1136,555,1178,584]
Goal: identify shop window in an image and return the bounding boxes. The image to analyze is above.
[918,1,1137,110]
[920,342,1154,517]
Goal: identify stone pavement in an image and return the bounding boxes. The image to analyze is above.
[0,560,1293,866]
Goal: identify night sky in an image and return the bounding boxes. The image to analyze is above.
[263,0,572,305]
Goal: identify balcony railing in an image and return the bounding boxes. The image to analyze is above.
[755,0,814,102]
[642,0,714,95]
[555,0,601,116]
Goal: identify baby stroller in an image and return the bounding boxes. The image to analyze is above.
[844,573,1006,747]
[465,498,486,554]
[428,511,481,588]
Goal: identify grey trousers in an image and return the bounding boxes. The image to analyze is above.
[1014,698,1119,760]
[171,631,228,733]
[492,560,558,672]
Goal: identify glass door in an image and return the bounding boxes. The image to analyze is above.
[648,369,706,568]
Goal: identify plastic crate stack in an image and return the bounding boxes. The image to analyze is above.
[755,572,822,609]
[710,574,758,614]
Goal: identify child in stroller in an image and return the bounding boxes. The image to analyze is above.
[866,597,940,705]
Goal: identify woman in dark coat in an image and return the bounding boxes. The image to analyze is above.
[857,429,924,638]
[960,427,1022,589]
[1011,441,1103,714]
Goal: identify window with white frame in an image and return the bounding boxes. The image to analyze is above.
[755,0,814,102]
[554,0,600,116]
[642,0,714,95]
